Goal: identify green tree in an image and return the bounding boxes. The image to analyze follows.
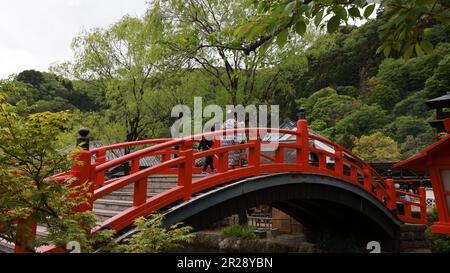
[399,134,435,160]
[384,116,432,143]
[0,94,111,252]
[309,91,360,128]
[235,0,449,58]
[425,54,450,98]
[334,104,389,138]
[371,43,450,101]
[148,0,277,105]
[1,71,102,113]
[58,15,165,143]
[366,84,401,110]
[352,132,400,162]
[392,91,432,118]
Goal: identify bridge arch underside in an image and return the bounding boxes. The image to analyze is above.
[124,173,402,250]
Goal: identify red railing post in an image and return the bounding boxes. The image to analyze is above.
[334,147,344,178]
[318,153,326,172]
[162,148,171,162]
[419,187,427,224]
[405,204,412,220]
[350,166,358,183]
[131,158,147,207]
[363,167,372,191]
[212,138,220,172]
[178,140,193,201]
[275,147,284,164]
[385,178,397,211]
[94,148,106,189]
[71,150,94,212]
[217,152,228,173]
[248,130,261,175]
[14,219,37,253]
[376,185,383,201]
[296,119,309,171]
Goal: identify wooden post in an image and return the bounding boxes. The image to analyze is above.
[376,185,383,201]
[162,148,171,162]
[385,178,397,211]
[248,130,261,175]
[334,147,344,178]
[132,158,147,207]
[71,150,94,212]
[363,167,372,191]
[419,187,427,224]
[95,148,106,189]
[212,138,220,172]
[275,147,284,164]
[296,119,309,171]
[318,153,326,172]
[178,141,193,201]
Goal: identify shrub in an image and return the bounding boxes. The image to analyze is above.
[425,207,450,253]
[222,224,256,239]
[425,228,450,253]
[117,214,193,253]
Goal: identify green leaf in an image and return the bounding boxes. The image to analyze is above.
[333,6,348,20]
[234,22,255,39]
[276,28,289,48]
[327,15,340,33]
[383,46,392,57]
[294,20,307,36]
[376,44,385,55]
[348,7,361,18]
[420,40,434,54]
[258,38,271,56]
[363,4,376,19]
[314,9,324,27]
[284,1,297,15]
[415,43,424,57]
[403,44,414,59]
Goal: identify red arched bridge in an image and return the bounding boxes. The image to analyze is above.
[9,119,427,252]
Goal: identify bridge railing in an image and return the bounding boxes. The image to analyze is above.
[394,187,427,224]
[9,119,427,252]
[86,121,398,232]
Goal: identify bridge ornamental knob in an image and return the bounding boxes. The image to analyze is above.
[298,107,306,120]
[77,127,90,151]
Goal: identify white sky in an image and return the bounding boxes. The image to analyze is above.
[0,1,377,80]
[0,0,148,79]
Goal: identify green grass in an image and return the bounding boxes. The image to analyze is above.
[222,224,256,239]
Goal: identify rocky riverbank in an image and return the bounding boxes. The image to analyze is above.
[185,230,318,253]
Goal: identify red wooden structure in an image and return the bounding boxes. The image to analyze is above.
[395,118,450,234]
[7,119,428,252]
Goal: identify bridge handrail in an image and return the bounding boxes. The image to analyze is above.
[308,134,386,187]
[92,127,392,202]
[95,138,186,173]
[90,139,173,154]
[93,128,278,173]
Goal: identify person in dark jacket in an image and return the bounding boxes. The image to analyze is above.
[198,132,216,174]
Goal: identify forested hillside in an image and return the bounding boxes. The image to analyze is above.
[1,4,449,162]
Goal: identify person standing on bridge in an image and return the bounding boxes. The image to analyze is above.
[199,128,216,175]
